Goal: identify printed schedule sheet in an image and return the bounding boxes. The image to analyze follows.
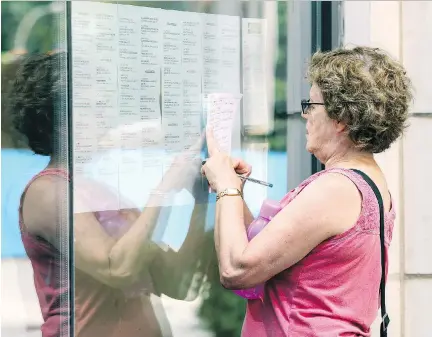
[70,2,241,212]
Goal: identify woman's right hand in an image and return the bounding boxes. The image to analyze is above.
[230,157,252,191]
[160,155,202,193]
[158,134,205,194]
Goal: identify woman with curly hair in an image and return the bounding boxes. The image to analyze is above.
[9,52,209,337]
[201,46,413,337]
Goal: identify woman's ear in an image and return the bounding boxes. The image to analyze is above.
[334,120,347,133]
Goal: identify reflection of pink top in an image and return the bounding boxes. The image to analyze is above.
[19,169,70,337]
[19,169,162,337]
[241,168,395,337]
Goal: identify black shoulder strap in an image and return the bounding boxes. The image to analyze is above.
[350,169,390,337]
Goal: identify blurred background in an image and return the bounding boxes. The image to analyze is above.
[1,1,431,337]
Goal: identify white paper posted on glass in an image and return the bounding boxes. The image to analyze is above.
[205,93,242,154]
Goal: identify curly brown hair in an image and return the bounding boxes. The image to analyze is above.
[8,52,65,156]
[307,46,414,153]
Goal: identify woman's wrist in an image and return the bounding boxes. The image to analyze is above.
[216,177,242,194]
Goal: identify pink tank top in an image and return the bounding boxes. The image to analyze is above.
[19,169,70,337]
[241,168,395,337]
[19,169,162,337]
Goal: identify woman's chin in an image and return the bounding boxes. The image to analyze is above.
[305,140,314,153]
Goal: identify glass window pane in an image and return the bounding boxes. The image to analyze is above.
[2,1,331,336]
[2,1,71,337]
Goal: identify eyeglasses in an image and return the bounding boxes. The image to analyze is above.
[301,99,325,114]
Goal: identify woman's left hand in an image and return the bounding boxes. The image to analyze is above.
[201,128,252,193]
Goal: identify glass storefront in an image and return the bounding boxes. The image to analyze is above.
[1,2,340,336]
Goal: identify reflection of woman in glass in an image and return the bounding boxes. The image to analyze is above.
[9,52,209,337]
[202,46,413,336]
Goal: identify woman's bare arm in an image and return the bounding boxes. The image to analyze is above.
[242,199,255,228]
[214,173,363,289]
[22,175,173,289]
[149,199,208,299]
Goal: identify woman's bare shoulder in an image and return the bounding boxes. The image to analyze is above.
[21,174,67,242]
[292,172,363,234]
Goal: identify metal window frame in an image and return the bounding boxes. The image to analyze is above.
[311,1,343,174]
[286,1,342,190]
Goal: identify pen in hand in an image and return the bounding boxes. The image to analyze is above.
[237,174,273,188]
[201,160,273,188]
